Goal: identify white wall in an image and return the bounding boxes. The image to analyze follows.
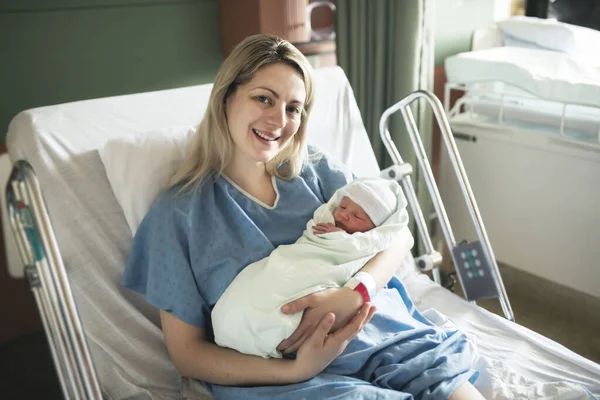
[434,0,496,65]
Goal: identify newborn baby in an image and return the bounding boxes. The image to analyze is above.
[211,178,411,358]
[312,178,396,235]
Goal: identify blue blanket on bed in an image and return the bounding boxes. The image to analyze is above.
[209,277,478,400]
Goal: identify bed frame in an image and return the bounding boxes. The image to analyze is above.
[5,90,513,399]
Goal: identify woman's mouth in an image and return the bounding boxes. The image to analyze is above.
[252,128,279,141]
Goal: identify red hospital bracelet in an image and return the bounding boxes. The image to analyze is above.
[353,282,371,304]
[344,272,376,304]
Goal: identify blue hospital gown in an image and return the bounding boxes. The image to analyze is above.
[122,146,478,400]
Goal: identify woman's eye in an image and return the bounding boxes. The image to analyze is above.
[287,106,301,114]
[256,95,270,104]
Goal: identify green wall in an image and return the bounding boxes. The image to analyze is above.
[434,0,496,65]
[0,0,222,142]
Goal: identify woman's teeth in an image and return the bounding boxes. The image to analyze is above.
[253,129,278,141]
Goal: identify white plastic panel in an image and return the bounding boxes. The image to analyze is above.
[439,116,600,299]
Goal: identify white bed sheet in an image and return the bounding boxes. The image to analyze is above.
[404,272,600,399]
[5,66,600,399]
[445,46,600,109]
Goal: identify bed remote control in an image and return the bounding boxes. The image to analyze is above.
[451,241,499,302]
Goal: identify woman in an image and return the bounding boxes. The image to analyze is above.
[123,34,484,399]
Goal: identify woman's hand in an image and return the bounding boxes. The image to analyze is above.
[277,287,371,355]
[292,302,376,382]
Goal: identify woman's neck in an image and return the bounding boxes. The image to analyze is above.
[224,156,277,206]
[224,155,271,191]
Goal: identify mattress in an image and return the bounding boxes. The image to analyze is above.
[445,46,600,109]
[5,66,600,399]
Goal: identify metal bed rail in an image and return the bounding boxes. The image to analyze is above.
[379,90,514,322]
[444,82,600,148]
[6,160,102,400]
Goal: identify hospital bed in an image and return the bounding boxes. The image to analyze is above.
[4,65,600,399]
[440,17,600,299]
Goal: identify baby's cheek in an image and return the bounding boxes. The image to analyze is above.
[361,220,375,233]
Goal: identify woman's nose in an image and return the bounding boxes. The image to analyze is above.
[266,104,286,128]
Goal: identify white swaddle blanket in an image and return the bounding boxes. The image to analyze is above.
[211,181,410,358]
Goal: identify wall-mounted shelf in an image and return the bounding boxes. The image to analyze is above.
[219,0,336,68]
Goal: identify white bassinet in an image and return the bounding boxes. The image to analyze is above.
[441,21,600,299]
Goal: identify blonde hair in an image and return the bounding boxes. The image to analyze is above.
[169,34,315,192]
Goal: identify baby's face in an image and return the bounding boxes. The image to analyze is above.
[333,197,375,234]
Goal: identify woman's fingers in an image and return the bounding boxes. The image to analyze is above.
[292,306,374,380]
[277,321,311,352]
[365,304,376,325]
[281,294,312,314]
[280,304,363,355]
[278,294,318,351]
[281,331,309,355]
[331,302,374,343]
[277,329,300,352]
[309,313,335,344]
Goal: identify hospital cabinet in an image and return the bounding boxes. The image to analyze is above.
[438,116,600,300]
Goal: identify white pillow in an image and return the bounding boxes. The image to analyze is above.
[497,16,600,64]
[100,126,195,235]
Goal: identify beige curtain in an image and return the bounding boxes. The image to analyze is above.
[336,0,435,253]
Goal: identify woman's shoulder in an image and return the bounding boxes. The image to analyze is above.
[145,180,218,224]
[303,144,354,180]
[301,144,355,202]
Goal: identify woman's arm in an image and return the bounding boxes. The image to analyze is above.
[277,228,414,355]
[358,227,414,291]
[160,303,375,386]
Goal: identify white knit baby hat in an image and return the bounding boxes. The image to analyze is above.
[341,178,400,227]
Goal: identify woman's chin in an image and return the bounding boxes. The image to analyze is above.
[251,148,281,164]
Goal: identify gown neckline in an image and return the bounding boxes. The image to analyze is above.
[221,174,280,210]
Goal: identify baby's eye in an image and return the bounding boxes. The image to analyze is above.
[340,205,346,209]
[354,214,362,220]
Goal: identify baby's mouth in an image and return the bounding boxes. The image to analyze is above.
[335,220,347,231]
[252,129,279,141]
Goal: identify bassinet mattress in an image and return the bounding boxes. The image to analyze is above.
[445,46,600,109]
[5,65,600,399]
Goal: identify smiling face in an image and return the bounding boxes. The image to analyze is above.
[333,197,375,234]
[224,63,307,167]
